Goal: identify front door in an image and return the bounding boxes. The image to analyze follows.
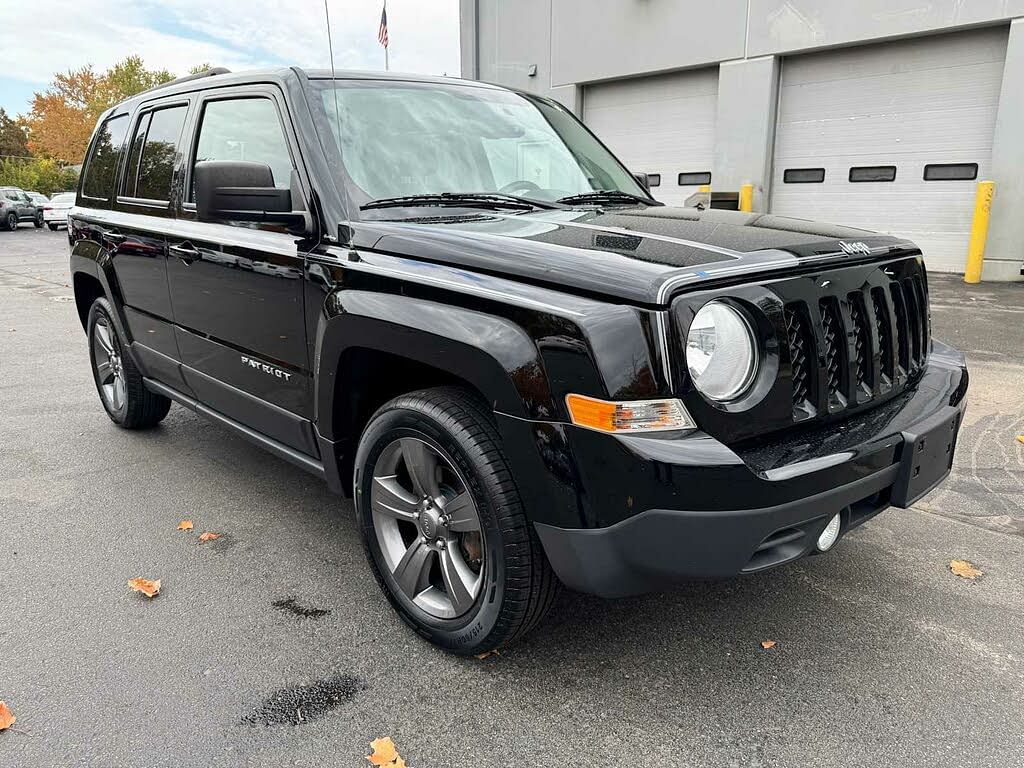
[167,86,316,457]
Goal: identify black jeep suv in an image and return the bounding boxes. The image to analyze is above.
[69,68,968,654]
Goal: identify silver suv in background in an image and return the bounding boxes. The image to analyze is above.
[0,187,43,230]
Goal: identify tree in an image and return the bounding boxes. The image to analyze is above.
[0,157,78,196]
[24,57,194,164]
[0,109,30,159]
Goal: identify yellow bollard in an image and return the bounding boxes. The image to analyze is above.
[964,180,995,284]
[739,183,754,213]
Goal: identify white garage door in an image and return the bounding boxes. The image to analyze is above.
[584,68,717,207]
[771,27,1008,273]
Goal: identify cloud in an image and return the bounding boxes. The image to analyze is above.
[0,0,460,115]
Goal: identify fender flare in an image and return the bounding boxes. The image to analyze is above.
[313,290,556,441]
[70,245,138,365]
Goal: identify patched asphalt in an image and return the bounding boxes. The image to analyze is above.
[1,227,1023,767]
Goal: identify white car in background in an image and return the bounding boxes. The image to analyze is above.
[43,192,76,230]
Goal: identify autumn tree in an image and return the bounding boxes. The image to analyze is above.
[24,56,189,164]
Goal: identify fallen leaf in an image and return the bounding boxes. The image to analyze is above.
[949,559,983,580]
[128,577,161,597]
[761,640,777,650]
[178,520,194,531]
[0,701,15,730]
[1016,435,1024,445]
[474,649,501,660]
[392,758,407,768]
[368,736,399,766]
[198,532,221,543]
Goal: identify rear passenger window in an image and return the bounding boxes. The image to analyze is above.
[82,115,129,200]
[124,105,187,201]
[190,98,293,201]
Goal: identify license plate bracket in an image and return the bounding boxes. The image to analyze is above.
[891,406,962,508]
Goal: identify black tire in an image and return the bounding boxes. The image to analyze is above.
[3,212,16,230]
[354,387,559,655]
[47,223,58,231]
[86,297,171,429]
[34,212,44,228]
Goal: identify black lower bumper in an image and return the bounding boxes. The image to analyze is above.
[515,345,967,598]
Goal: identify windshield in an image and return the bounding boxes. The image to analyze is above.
[311,79,648,210]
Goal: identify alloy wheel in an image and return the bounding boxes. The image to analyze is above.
[5,212,16,230]
[92,316,126,413]
[370,437,484,619]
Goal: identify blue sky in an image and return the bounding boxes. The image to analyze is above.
[0,0,460,117]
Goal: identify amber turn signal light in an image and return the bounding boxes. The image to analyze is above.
[565,394,696,434]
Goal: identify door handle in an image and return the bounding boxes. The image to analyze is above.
[102,230,127,245]
[169,242,201,264]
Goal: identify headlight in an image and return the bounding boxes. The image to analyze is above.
[686,301,758,401]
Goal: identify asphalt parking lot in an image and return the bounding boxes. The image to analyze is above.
[2,226,1023,767]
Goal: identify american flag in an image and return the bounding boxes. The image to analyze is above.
[378,4,389,48]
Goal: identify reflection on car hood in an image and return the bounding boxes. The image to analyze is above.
[354,206,921,305]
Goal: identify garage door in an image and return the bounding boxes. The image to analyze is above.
[771,27,1007,273]
[584,68,717,207]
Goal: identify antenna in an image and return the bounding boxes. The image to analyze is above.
[323,0,344,193]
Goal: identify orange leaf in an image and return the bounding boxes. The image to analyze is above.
[198,532,221,543]
[761,640,777,650]
[474,649,501,660]
[368,736,399,766]
[0,701,15,731]
[128,577,161,597]
[949,559,983,580]
[178,520,193,531]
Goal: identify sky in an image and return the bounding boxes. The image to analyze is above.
[0,0,461,117]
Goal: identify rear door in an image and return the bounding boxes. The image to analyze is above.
[167,85,317,456]
[110,99,191,389]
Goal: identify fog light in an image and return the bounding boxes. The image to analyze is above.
[817,514,841,551]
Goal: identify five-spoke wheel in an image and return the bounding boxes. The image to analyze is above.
[355,387,559,654]
[92,315,127,414]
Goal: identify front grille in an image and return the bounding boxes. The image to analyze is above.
[789,273,928,421]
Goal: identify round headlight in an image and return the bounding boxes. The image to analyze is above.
[686,301,758,401]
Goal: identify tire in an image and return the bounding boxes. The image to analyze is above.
[354,387,559,655]
[47,223,58,231]
[3,212,16,230]
[34,212,43,228]
[86,297,171,429]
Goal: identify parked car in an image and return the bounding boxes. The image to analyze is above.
[27,191,49,206]
[0,186,43,229]
[69,68,968,655]
[43,192,76,230]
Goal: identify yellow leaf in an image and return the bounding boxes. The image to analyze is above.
[128,577,161,597]
[392,757,407,768]
[198,532,221,543]
[178,520,193,531]
[761,640,777,650]
[368,737,399,766]
[1016,435,1024,445]
[0,701,15,731]
[949,559,983,580]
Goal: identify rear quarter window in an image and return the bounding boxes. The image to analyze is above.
[82,115,129,201]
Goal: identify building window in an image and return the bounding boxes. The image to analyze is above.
[646,173,661,187]
[849,166,896,183]
[678,171,711,186]
[783,168,825,184]
[923,163,978,181]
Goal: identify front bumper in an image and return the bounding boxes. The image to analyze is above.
[513,342,968,598]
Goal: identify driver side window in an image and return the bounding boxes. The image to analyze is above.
[190,97,294,201]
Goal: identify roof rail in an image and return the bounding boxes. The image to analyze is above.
[139,67,231,97]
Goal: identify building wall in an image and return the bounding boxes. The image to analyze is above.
[461,0,1024,279]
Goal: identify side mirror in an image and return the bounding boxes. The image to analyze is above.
[194,161,311,234]
[632,172,650,191]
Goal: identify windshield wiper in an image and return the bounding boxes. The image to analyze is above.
[360,192,565,212]
[556,190,661,206]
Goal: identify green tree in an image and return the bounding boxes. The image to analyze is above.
[0,157,78,196]
[93,55,175,113]
[0,109,31,159]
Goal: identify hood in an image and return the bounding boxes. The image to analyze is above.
[353,206,920,305]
